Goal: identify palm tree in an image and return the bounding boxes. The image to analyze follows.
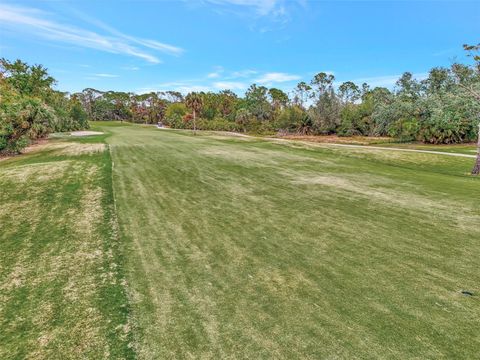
[185,92,203,135]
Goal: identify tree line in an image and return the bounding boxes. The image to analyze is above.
[0,58,88,154]
[74,55,480,147]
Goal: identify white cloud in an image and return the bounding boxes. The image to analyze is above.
[137,82,213,95]
[344,73,428,89]
[0,4,183,63]
[207,72,220,78]
[130,39,183,56]
[213,81,247,90]
[207,66,224,78]
[73,12,184,57]
[205,0,279,16]
[228,69,258,79]
[175,85,212,93]
[255,72,301,84]
[94,73,119,78]
[122,66,140,71]
[201,0,302,29]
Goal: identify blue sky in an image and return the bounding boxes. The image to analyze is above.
[0,1,478,95]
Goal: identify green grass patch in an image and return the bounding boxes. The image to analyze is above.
[104,124,480,358]
[377,142,477,155]
[0,135,134,359]
[2,123,479,358]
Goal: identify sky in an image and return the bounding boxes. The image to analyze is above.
[0,0,479,95]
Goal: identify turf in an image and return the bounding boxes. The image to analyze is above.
[105,124,479,358]
[376,142,477,155]
[2,122,479,358]
[0,135,134,359]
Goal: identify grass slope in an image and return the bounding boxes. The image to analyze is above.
[104,124,480,358]
[0,134,134,359]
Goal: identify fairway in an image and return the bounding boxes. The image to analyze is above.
[106,124,479,358]
[2,123,480,358]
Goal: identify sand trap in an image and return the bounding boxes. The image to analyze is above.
[71,131,104,137]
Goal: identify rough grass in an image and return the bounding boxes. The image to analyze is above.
[104,124,480,359]
[0,138,134,359]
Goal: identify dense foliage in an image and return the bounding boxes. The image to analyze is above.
[0,59,88,154]
[2,49,478,156]
[75,61,480,145]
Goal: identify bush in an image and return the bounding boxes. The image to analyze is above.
[0,95,55,154]
[197,118,239,131]
[0,58,89,155]
[387,118,420,142]
[165,103,187,120]
[275,106,310,134]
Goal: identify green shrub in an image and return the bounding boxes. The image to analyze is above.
[387,118,420,142]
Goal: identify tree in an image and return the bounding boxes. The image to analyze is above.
[276,105,311,134]
[165,91,184,103]
[309,73,340,134]
[244,84,271,121]
[0,85,55,154]
[268,88,289,110]
[69,95,88,130]
[200,92,220,120]
[423,67,452,95]
[294,82,312,107]
[459,43,480,175]
[218,90,237,118]
[311,72,335,100]
[361,83,370,99]
[0,58,55,98]
[235,108,251,133]
[338,81,360,104]
[0,58,88,154]
[185,92,203,135]
[395,72,421,101]
[473,123,480,175]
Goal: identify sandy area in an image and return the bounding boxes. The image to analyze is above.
[71,131,104,137]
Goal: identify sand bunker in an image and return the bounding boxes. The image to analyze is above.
[71,131,104,137]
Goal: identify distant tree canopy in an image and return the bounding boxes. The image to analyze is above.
[0,58,88,154]
[2,44,479,155]
[71,50,479,145]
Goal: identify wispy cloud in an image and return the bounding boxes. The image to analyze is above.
[201,0,302,31]
[207,66,224,78]
[122,66,140,71]
[255,72,301,84]
[213,81,247,90]
[70,10,184,57]
[137,82,213,94]
[93,73,119,78]
[137,69,304,95]
[228,69,258,79]
[342,72,429,89]
[205,0,280,16]
[0,4,183,64]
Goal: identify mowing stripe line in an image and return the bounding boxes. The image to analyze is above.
[264,138,477,158]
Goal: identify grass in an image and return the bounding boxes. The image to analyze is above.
[276,134,394,145]
[376,142,477,155]
[275,134,477,155]
[2,122,479,358]
[0,134,134,359]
